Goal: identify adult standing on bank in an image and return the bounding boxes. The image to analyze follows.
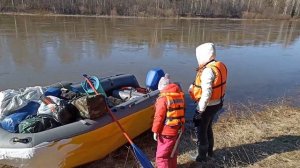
[188,43,228,162]
[152,74,185,168]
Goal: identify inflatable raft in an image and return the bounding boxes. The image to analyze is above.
[0,74,160,167]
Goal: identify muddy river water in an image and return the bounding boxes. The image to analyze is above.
[0,15,300,106]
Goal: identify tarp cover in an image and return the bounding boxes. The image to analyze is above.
[0,86,45,120]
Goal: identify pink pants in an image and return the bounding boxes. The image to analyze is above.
[155,135,178,168]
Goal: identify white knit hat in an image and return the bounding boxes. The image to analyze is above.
[196,43,216,66]
[158,73,170,91]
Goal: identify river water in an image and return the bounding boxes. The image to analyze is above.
[0,15,300,105]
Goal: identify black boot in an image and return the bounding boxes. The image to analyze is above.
[196,145,208,162]
[208,150,214,158]
[208,139,214,158]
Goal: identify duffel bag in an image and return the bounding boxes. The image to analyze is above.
[18,114,61,133]
[72,94,108,119]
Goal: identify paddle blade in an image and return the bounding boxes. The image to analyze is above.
[132,144,153,168]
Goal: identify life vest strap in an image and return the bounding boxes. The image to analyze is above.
[193,80,225,89]
[166,116,185,120]
[167,107,184,111]
[192,82,201,88]
[165,116,185,127]
[212,81,226,89]
[196,59,216,71]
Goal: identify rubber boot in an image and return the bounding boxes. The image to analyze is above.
[208,149,214,158]
[196,145,208,162]
[207,144,214,158]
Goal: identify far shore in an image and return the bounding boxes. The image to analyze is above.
[1,12,299,21]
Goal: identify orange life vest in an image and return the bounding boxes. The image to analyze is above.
[159,92,185,126]
[189,61,227,102]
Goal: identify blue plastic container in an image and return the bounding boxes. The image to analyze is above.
[145,68,165,90]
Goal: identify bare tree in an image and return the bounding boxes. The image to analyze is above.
[0,0,299,18]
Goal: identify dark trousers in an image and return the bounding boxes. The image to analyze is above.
[193,103,222,160]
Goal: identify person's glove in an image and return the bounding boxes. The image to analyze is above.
[153,133,158,141]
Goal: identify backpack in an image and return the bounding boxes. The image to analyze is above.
[72,94,108,119]
[18,114,61,133]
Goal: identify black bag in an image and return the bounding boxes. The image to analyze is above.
[40,95,79,124]
[18,114,61,133]
[72,94,109,119]
[57,104,80,125]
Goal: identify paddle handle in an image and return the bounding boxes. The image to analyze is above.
[170,129,183,158]
[83,74,134,145]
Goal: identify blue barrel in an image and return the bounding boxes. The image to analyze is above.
[145,68,165,90]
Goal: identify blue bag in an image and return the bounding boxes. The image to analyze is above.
[0,102,40,133]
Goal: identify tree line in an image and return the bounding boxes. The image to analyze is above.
[1,0,300,19]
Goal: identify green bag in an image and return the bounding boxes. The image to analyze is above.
[72,94,109,119]
[19,114,61,133]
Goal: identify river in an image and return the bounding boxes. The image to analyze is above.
[0,15,300,106]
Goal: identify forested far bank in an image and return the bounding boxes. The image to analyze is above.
[1,0,300,19]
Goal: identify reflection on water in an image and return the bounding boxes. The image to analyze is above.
[0,15,300,104]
